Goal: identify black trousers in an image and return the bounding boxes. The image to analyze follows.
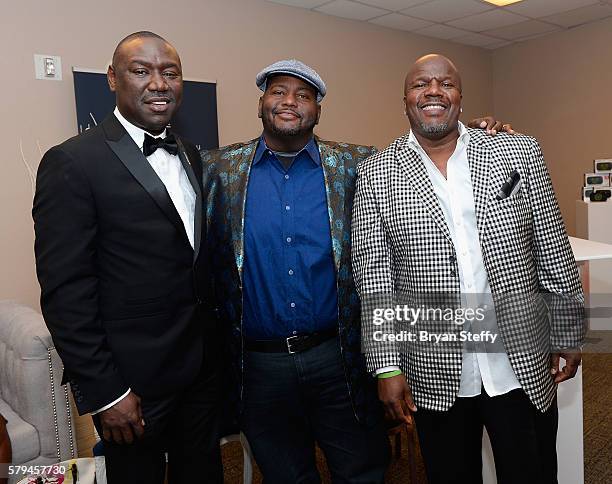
[414,388,558,484]
[93,340,223,484]
[240,337,390,484]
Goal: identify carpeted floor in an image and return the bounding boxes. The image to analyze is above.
[222,349,611,483]
[221,428,427,483]
[582,350,612,484]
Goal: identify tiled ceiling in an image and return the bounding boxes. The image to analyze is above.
[266,0,612,49]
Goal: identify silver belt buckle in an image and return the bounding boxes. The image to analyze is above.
[286,335,299,354]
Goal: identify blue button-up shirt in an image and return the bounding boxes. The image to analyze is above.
[242,137,338,340]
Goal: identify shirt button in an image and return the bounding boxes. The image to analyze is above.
[288,269,294,275]
[290,302,296,308]
[285,205,291,211]
[286,237,292,243]
[285,174,290,180]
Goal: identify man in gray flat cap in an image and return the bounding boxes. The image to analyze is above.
[201,59,388,482]
[202,59,508,483]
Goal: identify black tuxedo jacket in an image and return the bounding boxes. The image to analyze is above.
[33,114,213,414]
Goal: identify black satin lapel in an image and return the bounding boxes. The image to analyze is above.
[176,138,202,261]
[106,133,187,238]
[101,113,126,141]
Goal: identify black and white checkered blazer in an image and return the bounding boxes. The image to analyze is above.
[351,128,584,412]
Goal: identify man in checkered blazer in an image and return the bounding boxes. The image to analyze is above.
[352,54,584,484]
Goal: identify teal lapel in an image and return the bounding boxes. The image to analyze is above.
[229,139,258,283]
[318,141,345,272]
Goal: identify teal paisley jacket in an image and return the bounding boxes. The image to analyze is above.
[201,137,382,425]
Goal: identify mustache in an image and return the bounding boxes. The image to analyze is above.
[273,108,302,118]
[143,93,174,103]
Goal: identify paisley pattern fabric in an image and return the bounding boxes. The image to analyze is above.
[202,137,381,425]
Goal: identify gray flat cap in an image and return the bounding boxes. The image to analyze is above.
[256,59,326,102]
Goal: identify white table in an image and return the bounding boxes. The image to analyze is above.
[482,236,612,484]
[569,235,612,262]
[575,202,612,326]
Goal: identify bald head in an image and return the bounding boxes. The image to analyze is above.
[112,31,171,69]
[403,54,463,142]
[404,54,462,96]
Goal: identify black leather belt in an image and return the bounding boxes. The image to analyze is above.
[245,328,338,354]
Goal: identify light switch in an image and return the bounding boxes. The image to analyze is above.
[44,57,55,76]
[34,54,62,81]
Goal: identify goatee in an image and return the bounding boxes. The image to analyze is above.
[419,122,449,135]
[272,124,302,137]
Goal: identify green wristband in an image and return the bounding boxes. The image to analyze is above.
[377,370,402,379]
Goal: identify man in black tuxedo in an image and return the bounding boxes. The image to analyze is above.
[33,31,222,483]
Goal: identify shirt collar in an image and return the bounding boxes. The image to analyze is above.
[407,121,470,153]
[113,107,167,151]
[254,135,321,166]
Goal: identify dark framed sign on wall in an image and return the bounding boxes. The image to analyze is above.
[72,67,219,150]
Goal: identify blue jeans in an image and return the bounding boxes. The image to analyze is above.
[241,337,389,483]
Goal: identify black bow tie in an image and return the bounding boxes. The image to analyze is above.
[143,133,178,157]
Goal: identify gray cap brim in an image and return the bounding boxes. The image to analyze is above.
[256,59,326,102]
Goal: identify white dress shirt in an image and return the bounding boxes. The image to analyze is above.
[91,108,197,414]
[377,122,521,399]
